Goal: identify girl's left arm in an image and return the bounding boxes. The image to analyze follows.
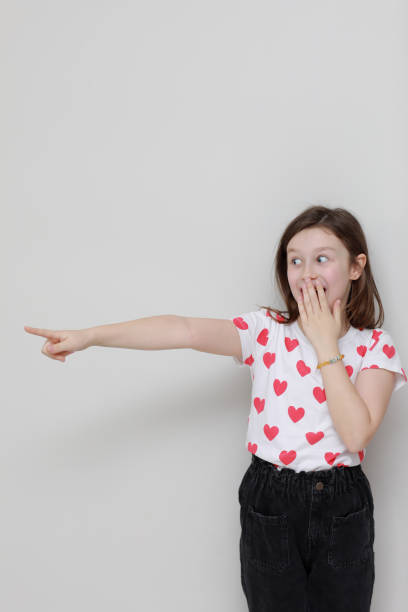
[316,341,394,453]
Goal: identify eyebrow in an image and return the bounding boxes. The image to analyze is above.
[287,246,337,254]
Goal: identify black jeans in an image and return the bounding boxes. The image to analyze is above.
[238,454,375,612]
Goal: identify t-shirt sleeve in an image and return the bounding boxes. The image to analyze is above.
[228,308,270,367]
[360,328,408,394]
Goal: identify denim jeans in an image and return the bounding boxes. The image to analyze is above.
[238,454,375,612]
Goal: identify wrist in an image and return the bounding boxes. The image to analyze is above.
[84,327,98,348]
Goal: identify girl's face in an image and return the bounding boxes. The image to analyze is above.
[286,227,360,312]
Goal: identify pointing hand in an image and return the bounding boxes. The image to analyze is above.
[24,325,93,362]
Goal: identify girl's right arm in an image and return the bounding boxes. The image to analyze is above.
[24,315,242,363]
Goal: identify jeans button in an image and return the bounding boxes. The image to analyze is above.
[315,481,324,490]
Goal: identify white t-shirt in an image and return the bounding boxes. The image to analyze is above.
[230,308,407,472]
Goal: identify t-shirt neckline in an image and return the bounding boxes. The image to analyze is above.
[292,319,357,348]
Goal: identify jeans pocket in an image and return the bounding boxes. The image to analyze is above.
[328,502,372,569]
[243,504,290,571]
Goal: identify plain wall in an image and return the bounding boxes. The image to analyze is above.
[4,0,407,610]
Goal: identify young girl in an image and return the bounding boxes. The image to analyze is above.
[25,205,406,612]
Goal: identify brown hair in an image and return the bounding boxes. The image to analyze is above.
[257,205,384,329]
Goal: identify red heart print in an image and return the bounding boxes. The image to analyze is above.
[357,345,367,357]
[306,431,324,445]
[358,450,365,461]
[248,442,258,453]
[313,387,326,403]
[345,364,353,377]
[232,317,248,330]
[297,360,311,376]
[325,452,341,465]
[264,424,279,440]
[383,344,396,359]
[257,329,269,346]
[279,450,296,465]
[263,352,275,368]
[288,405,305,423]
[285,337,299,352]
[253,397,265,413]
[244,355,254,366]
[276,313,286,322]
[273,379,288,396]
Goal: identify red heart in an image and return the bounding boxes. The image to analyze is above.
[313,387,326,403]
[248,442,258,454]
[279,450,296,465]
[253,397,265,413]
[345,364,353,377]
[264,424,279,440]
[383,344,396,359]
[257,329,269,346]
[273,379,288,396]
[288,405,305,423]
[285,337,299,352]
[357,345,367,357]
[232,317,248,330]
[325,452,341,465]
[244,355,254,366]
[358,450,365,461]
[297,360,311,376]
[306,431,324,445]
[263,352,275,368]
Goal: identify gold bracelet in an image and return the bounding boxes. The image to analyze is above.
[317,353,344,369]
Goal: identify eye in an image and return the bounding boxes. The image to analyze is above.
[290,255,329,265]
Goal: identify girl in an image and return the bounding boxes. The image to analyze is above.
[25,205,406,612]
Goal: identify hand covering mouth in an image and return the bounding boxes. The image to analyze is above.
[299,280,327,292]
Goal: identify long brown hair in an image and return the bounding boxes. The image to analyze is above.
[257,205,384,329]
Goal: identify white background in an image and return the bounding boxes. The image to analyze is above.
[3,0,407,610]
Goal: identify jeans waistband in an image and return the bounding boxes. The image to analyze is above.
[251,453,365,486]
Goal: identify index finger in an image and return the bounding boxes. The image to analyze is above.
[24,326,58,339]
